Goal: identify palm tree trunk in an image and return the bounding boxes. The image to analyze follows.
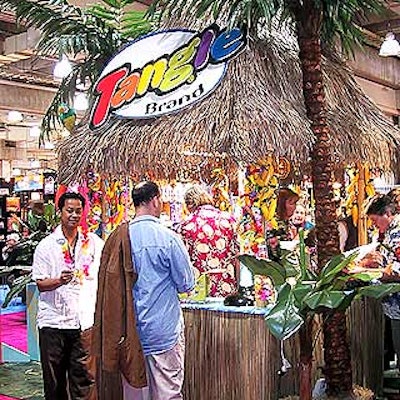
[293,2,353,396]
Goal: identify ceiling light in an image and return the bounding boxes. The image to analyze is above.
[379,32,400,57]
[73,92,89,111]
[29,125,41,138]
[53,55,72,79]
[30,160,41,169]
[7,110,23,123]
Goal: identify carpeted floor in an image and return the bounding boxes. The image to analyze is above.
[0,362,43,400]
[0,306,40,399]
[0,311,27,354]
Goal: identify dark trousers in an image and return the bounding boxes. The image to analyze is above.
[39,327,93,400]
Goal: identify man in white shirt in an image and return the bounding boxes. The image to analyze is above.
[32,192,104,400]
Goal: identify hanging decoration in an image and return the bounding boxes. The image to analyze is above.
[239,157,280,256]
[86,170,103,236]
[103,177,128,237]
[345,165,375,227]
[274,156,291,180]
[211,168,232,212]
[58,103,76,133]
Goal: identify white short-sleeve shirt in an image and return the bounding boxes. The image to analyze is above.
[32,225,104,330]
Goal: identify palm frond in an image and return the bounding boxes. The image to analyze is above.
[85,3,153,40]
[319,0,386,55]
[2,0,154,139]
[150,0,387,53]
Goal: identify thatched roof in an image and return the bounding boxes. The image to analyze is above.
[57,20,400,184]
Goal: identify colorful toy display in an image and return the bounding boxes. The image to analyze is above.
[239,157,280,256]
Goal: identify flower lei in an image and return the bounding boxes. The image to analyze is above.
[254,275,275,306]
[61,227,92,285]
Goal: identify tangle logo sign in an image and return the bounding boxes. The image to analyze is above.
[90,24,246,129]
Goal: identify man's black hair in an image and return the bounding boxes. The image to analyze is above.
[366,195,395,216]
[57,192,86,211]
[132,181,160,207]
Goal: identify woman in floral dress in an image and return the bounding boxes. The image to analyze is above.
[180,185,239,297]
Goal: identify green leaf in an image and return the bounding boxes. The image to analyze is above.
[238,254,286,286]
[293,282,316,305]
[100,0,119,7]
[265,284,304,340]
[302,290,350,311]
[280,257,300,278]
[347,272,382,282]
[356,284,400,300]
[299,229,307,279]
[2,273,32,308]
[318,252,359,287]
[336,291,356,311]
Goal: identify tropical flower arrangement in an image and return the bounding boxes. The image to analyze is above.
[254,275,275,307]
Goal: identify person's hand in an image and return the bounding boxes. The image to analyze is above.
[59,270,74,285]
[357,251,383,269]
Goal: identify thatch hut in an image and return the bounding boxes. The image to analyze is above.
[58,20,400,184]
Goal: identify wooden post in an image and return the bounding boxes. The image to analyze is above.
[357,162,368,246]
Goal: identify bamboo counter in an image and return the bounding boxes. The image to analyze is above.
[182,303,305,400]
[182,300,384,400]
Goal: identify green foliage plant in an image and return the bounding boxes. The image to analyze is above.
[239,230,400,341]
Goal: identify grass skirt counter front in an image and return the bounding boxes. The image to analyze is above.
[181,301,307,400]
[182,299,384,400]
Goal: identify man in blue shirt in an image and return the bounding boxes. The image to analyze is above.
[129,181,195,400]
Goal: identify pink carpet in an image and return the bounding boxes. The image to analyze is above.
[0,395,20,399]
[0,311,27,354]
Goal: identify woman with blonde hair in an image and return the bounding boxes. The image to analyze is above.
[180,185,239,297]
[183,185,214,213]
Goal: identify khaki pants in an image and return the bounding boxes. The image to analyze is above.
[124,330,185,400]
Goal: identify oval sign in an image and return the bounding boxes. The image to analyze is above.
[90,24,246,129]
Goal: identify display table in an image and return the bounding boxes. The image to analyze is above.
[181,302,308,400]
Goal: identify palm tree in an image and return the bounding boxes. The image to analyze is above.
[148,0,388,397]
[0,0,154,142]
